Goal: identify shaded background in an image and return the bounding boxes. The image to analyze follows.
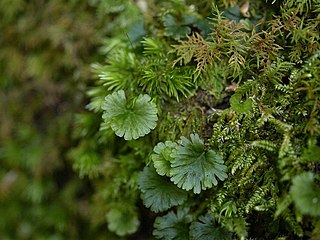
[0,0,113,238]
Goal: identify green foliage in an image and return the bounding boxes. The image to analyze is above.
[229,93,252,114]
[153,208,193,240]
[106,206,140,236]
[290,172,320,216]
[190,214,231,240]
[80,0,320,238]
[152,141,177,176]
[138,165,188,212]
[3,0,320,239]
[149,134,227,194]
[162,14,192,40]
[0,0,112,238]
[170,134,227,194]
[101,90,158,140]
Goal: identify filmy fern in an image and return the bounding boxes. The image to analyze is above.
[170,134,227,194]
[153,208,193,240]
[106,206,140,236]
[72,0,320,239]
[190,214,231,240]
[101,90,158,140]
[290,172,320,217]
[138,165,188,213]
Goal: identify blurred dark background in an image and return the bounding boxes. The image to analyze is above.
[0,0,108,238]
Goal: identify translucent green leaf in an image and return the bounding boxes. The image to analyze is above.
[170,134,227,194]
[153,208,193,240]
[102,90,158,140]
[106,207,140,236]
[190,214,232,240]
[230,93,252,114]
[302,138,320,162]
[152,141,177,176]
[290,172,320,217]
[138,165,188,212]
[163,14,191,40]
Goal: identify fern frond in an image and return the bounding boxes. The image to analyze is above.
[190,214,231,240]
[275,194,293,218]
[290,172,320,217]
[153,208,193,240]
[245,185,270,213]
[101,90,158,140]
[106,204,140,236]
[138,165,188,213]
[172,32,218,77]
[282,210,303,237]
[97,49,139,92]
[251,140,277,152]
[170,134,227,194]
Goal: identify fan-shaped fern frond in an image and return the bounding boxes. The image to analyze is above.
[101,90,158,140]
[106,205,140,236]
[190,214,231,240]
[153,208,193,240]
[230,93,253,114]
[152,141,177,176]
[170,134,227,194]
[138,165,188,213]
[290,172,320,217]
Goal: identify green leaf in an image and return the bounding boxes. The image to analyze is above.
[290,172,320,217]
[190,214,232,240]
[101,90,158,140]
[170,134,227,194]
[138,165,188,213]
[153,208,193,240]
[152,141,177,176]
[302,138,320,162]
[127,18,146,46]
[230,93,252,114]
[106,206,140,236]
[163,14,191,40]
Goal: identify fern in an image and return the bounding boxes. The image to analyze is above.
[153,208,193,240]
[69,0,320,239]
[138,165,188,213]
[170,134,227,194]
[101,90,158,140]
[172,32,219,77]
[152,141,177,176]
[245,185,270,213]
[106,205,140,236]
[251,140,277,152]
[290,172,320,217]
[190,214,231,240]
[230,93,252,114]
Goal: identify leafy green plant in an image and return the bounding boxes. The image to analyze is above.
[169,134,227,194]
[138,165,188,212]
[290,172,320,217]
[190,214,231,240]
[67,0,320,239]
[101,90,158,140]
[153,208,193,240]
